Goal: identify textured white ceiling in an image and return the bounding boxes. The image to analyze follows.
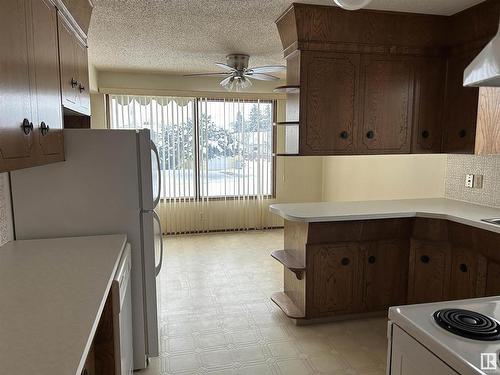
[88,0,485,74]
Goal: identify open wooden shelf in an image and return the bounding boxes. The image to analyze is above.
[273,121,299,127]
[271,250,305,279]
[273,85,300,94]
[271,292,305,319]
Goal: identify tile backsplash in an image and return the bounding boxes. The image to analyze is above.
[445,154,500,208]
[0,173,13,246]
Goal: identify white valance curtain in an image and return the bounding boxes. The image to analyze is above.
[109,95,279,234]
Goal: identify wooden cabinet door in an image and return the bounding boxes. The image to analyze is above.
[308,243,363,315]
[442,50,480,153]
[407,239,451,304]
[449,247,486,300]
[58,12,78,110]
[358,55,414,154]
[412,57,446,153]
[30,0,64,161]
[363,239,409,311]
[0,0,35,171]
[75,38,90,115]
[300,52,359,155]
[485,261,500,296]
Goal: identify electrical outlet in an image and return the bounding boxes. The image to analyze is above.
[465,174,474,188]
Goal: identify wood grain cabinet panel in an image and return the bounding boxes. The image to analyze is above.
[408,239,452,304]
[449,247,486,300]
[308,243,363,315]
[58,12,79,109]
[358,55,414,154]
[475,87,500,155]
[363,240,409,311]
[75,38,90,113]
[0,0,36,170]
[300,52,359,155]
[412,57,446,153]
[442,50,480,153]
[485,261,500,297]
[31,0,64,161]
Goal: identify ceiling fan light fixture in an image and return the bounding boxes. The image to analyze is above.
[333,0,372,10]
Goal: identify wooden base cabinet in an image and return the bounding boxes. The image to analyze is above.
[0,0,64,172]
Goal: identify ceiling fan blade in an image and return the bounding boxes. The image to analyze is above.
[184,72,231,77]
[246,73,280,81]
[215,62,237,72]
[248,65,286,74]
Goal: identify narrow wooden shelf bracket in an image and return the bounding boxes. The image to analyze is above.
[271,292,305,319]
[271,250,305,279]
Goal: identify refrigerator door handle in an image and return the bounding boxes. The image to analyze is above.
[151,140,161,208]
[152,210,164,277]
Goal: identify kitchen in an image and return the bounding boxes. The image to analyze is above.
[0,0,499,374]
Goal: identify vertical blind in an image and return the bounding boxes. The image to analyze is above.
[109,95,277,234]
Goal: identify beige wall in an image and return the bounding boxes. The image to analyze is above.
[322,154,447,202]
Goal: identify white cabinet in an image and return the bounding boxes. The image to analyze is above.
[389,325,458,375]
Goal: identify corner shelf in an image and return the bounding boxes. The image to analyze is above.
[271,292,305,319]
[271,250,305,279]
[273,85,300,94]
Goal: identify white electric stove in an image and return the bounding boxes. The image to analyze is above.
[388,297,500,375]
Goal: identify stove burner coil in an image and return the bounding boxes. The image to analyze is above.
[433,308,500,341]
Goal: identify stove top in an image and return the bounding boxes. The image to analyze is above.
[434,308,500,341]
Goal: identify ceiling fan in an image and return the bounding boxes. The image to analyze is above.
[184,54,285,91]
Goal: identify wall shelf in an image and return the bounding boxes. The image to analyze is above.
[274,121,300,127]
[271,292,305,319]
[271,250,305,279]
[273,85,300,94]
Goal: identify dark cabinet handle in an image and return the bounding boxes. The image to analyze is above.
[40,122,50,136]
[420,255,430,264]
[340,131,349,139]
[71,78,78,88]
[421,130,430,139]
[366,130,375,139]
[341,257,350,266]
[21,118,33,135]
[459,129,467,138]
[79,84,85,93]
[368,255,376,264]
[459,263,468,273]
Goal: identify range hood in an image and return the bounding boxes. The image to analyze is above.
[464,21,500,87]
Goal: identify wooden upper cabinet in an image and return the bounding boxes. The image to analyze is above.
[475,87,500,155]
[31,0,64,161]
[442,50,480,153]
[412,57,446,153]
[363,239,409,311]
[0,0,64,172]
[58,12,90,116]
[358,55,414,154]
[308,243,363,315]
[0,0,36,170]
[300,52,359,155]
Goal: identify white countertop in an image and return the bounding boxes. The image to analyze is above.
[0,234,127,375]
[270,198,500,234]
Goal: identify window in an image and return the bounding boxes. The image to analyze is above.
[109,95,275,200]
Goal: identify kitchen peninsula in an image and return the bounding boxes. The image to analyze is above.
[0,234,127,375]
[269,198,500,321]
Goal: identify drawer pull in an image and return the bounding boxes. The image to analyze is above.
[340,131,349,139]
[71,78,78,88]
[420,255,430,264]
[368,255,376,264]
[79,84,86,93]
[40,122,50,136]
[459,263,468,273]
[366,130,375,139]
[341,257,350,266]
[421,130,430,139]
[459,129,467,138]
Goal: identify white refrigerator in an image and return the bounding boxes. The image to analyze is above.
[10,129,163,370]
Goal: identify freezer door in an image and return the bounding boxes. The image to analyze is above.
[141,210,160,357]
[138,130,161,211]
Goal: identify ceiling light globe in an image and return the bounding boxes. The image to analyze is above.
[333,0,372,10]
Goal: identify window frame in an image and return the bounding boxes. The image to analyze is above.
[108,94,277,201]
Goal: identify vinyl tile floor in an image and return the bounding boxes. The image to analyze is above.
[140,229,388,375]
